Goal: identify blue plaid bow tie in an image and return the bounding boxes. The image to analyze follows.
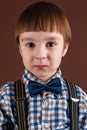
[28,78,62,96]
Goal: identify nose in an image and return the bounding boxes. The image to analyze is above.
[35,46,47,60]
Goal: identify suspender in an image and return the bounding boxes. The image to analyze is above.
[15,79,79,130]
[66,81,79,130]
[15,80,27,130]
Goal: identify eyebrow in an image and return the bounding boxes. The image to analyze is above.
[45,36,60,41]
[21,37,34,42]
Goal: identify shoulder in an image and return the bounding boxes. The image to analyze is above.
[75,85,87,114]
[75,85,87,126]
[75,85,87,101]
[0,81,15,99]
[76,86,87,113]
[63,79,87,102]
[64,79,87,100]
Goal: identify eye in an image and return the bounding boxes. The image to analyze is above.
[47,42,56,47]
[25,42,35,48]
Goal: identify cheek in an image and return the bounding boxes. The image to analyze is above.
[20,49,31,61]
[50,52,63,66]
[52,50,63,60]
[53,57,62,65]
[21,53,31,66]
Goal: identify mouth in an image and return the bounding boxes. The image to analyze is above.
[34,65,48,69]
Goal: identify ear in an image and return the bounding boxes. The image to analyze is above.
[62,43,69,57]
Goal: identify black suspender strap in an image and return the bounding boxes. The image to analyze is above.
[15,79,27,130]
[66,80,79,130]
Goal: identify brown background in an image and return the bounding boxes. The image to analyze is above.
[0,0,87,92]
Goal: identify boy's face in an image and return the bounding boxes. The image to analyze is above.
[19,31,68,81]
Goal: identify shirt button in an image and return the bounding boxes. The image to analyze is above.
[44,123,50,129]
[45,101,49,107]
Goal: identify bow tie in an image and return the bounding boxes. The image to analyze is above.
[28,78,62,96]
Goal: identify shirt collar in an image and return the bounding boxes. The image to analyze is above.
[22,68,63,85]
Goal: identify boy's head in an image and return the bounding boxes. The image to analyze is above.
[15,1,71,44]
[16,2,71,81]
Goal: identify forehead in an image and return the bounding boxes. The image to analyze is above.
[19,31,64,41]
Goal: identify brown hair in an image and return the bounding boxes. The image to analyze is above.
[15,2,71,44]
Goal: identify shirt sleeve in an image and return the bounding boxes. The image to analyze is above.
[77,86,87,129]
[0,82,17,130]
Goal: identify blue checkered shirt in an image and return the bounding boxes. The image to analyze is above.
[0,69,87,130]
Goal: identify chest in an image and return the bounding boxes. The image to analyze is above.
[25,93,70,129]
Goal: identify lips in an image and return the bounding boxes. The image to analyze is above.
[34,65,48,69]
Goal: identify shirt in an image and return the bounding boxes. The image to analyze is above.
[0,69,87,130]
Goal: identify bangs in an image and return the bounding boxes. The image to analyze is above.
[15,2,71,43]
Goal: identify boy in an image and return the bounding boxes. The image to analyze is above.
[0,1,87,130]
